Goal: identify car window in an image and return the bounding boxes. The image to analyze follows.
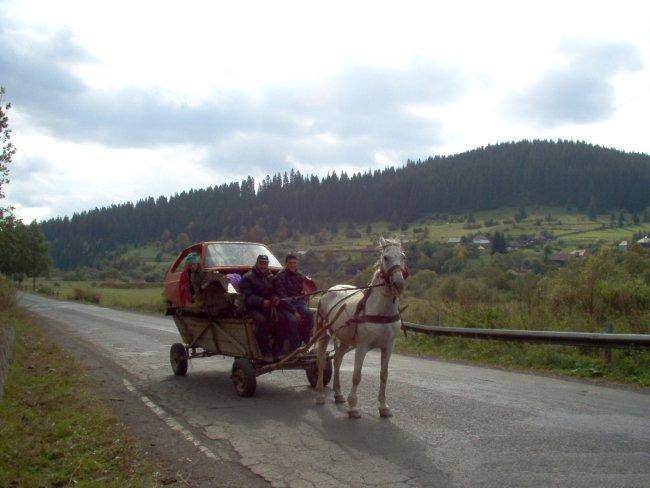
[205,243,281,267]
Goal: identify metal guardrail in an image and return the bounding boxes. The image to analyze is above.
[401,322,650,350]
[308,305,650,350]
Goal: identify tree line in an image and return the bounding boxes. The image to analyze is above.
[40,139,650,269]
[0,87,52,286]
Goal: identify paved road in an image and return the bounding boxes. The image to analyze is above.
[20,293,650,488]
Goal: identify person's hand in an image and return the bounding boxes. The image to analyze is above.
[263,299,271,308]
[294,312,302,322]
[271,296,280,307]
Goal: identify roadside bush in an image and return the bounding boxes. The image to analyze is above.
[72,288,101,304]
[402,298,436,324]
[596,278,650,316]
[408,269,437,295]
[36,285,54,296]
[456,278,497,307]
[0,275,13,311]
[438,276,460,302]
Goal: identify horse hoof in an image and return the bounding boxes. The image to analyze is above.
[334,394,346,404]
[379,408,393,418]
[348,410,361,419]
[315,396,326,405]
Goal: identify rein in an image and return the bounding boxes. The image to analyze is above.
[279,282,385,302]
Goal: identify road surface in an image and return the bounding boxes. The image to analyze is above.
[19,293,650,487]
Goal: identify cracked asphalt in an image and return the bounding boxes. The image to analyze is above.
[19,293,650,488]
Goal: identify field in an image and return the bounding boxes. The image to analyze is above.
[285,206,648,253]
[36,280,166,314]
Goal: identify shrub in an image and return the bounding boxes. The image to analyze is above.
[408,269,437,294]
[462,222,481,230]
[438,276,459,302]
[0,276,14,311]
[36,285,54,296]
[72,288,101,304]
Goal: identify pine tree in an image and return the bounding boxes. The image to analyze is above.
[491,231,507,254]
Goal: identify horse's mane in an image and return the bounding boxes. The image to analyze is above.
[377,237,402,251]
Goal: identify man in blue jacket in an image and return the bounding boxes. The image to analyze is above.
[274,253,314,345]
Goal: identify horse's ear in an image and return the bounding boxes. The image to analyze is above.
[379,236,387,247]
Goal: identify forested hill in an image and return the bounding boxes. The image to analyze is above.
[42,139,650,268]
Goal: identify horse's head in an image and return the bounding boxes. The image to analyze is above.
[378,236,408,297]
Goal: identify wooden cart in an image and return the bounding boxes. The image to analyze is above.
[168,309,333,397]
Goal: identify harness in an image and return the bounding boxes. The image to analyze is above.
[316,259,405,341]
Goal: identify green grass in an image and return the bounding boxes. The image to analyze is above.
[395,333,650,386]
[0,308,166,486]
[557,225,646,245]
[35,280,166,314]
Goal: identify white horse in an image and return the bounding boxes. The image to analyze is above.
[314,236,408,418]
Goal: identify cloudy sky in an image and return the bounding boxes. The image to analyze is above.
[1,0,649,222]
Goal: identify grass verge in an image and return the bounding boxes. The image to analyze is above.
[0,308,166,487]
[35,279,166,315]
[395,333,650,386]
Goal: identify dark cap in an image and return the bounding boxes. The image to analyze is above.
[256,254,269,263]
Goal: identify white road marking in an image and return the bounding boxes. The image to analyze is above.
[122,378,219,461]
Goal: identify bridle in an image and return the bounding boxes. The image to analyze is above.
[317,242,409,330]
[378,246,407,295]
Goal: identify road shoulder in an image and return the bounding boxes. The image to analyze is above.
[28,311,269,488]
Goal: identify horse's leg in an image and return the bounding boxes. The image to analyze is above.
[333,341,350,404]
[378,345,394,418]
[347,343,369,419]
[314,334,328,405]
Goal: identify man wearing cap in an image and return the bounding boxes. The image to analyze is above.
[274,253,314,345]
[240,254,299,360]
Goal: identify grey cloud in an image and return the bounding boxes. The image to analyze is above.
[1,18,465,171]
[506,40,643,126]
[11,156,54,181]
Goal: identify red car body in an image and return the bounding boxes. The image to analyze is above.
[163,241,283,308]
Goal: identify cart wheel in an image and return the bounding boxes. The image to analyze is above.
[170,343,188,376]
[306,358,332,388]
[232,358,257,397]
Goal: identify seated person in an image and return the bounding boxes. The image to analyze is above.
[274,253,314,345]
[239,254,299,360]
[180,251,202,306]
